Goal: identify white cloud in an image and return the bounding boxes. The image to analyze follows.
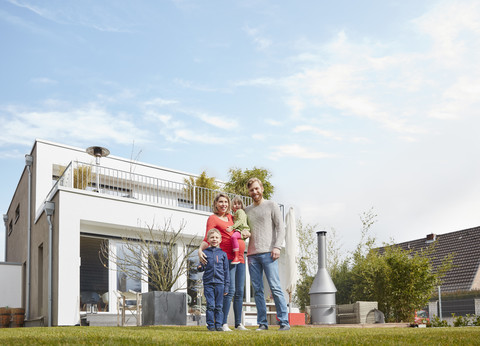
[294,125,342,141]
[234,77,276,87]
[174,78,220,92]
[0,103,150,149]
[270,143,334,160]
[6,0,135,32]
[243,25,272,50]
[30,77,57,85]
[264,119,282,126]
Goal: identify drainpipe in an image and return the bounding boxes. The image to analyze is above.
[44,201,55,327]
[25,154,33,320]
[2,214,7,261]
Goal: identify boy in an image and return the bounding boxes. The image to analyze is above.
[197,228,230,331]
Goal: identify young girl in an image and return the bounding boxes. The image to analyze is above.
[227,196,250,264]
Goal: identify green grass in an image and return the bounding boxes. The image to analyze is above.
[1,325,480,345]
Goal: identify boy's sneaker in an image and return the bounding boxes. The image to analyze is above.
[235,324,248,331]
[279,324,291,331]
[216,327,224,331]
[222,323,232,332]
[207,327,215,331]
[256,324,268,331]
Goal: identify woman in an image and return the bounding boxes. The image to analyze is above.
[198,193,250,331]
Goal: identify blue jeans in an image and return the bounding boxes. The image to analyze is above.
[223,259,246,326]
[248,252,289,326]
[204,283,224,329]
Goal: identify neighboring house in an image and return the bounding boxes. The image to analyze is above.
[2,139,262,326]
[390,227,480,292]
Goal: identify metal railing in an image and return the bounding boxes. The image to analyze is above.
[53,161,253,213]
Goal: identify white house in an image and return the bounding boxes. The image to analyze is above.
[4,139,277,326]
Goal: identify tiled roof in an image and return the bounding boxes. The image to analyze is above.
[381,226,480,292]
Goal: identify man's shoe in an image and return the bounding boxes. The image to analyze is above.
[222,323,232,332]
[235,324,248,331]
[279,324,291,331]
[256,324,268,331]
[216,327,224,331]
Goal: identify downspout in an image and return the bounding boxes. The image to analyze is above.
[2,214,7,260]
[44,201,55,327]
[25,154,33,320]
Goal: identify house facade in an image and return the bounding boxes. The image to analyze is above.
[3,139,261,326]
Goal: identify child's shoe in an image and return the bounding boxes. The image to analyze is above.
[231,251,240,264]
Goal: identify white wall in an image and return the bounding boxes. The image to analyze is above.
[55,188,209,325]
[0,263,22,307]
[33,139,203,218]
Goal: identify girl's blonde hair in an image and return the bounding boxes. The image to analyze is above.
[232,196,244,209]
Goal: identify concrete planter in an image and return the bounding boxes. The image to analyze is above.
[142,291,187,326]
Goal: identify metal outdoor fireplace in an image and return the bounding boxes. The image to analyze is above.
[309,230,337,324]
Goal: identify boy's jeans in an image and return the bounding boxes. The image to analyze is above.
[248,252,289,326]
[204,283,224,329]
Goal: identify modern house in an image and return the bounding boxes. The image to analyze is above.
[2,139,270,326]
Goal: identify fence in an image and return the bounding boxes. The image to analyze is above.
[51,161,253,213]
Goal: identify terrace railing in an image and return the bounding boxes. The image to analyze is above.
[52,161,253,213]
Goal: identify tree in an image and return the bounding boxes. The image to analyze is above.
[348,208,454,322]
[100,219,200,292]
[224,167,274,199]
[351,244,453,322]
[294,220,318,311]
[184,171,220,209]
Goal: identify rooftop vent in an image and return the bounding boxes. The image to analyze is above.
[425,233,437,243]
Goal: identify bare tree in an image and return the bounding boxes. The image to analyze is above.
[100,218,200,292]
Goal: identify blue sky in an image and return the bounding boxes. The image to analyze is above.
[2,0,480,260]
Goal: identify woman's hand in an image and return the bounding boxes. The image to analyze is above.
[198,246,208,265]
[226,226,233,232]
[241,230,251,239]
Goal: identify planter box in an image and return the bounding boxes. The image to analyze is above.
[142,291,187,326]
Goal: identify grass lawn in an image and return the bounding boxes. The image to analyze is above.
[1,325,479,345]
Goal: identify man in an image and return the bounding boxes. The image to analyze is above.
[245,177,290,331]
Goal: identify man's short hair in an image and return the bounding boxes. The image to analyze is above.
[247,177,263,189]
[207,228,221,239]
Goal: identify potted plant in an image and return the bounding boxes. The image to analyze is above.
[100,218,199,325]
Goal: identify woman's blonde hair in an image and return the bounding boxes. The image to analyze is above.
[212,193,231,215]
[232,196,244,209]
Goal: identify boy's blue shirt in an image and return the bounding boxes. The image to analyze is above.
[198,246,230,294]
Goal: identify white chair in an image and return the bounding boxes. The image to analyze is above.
[115,290,142,326]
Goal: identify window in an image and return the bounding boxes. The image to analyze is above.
[8,220,13,236]
[187,249,204,315]
[14,204,20,223]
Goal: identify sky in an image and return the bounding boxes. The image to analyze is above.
[2,0,480,261]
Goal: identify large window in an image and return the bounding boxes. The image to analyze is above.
[116,243,142,293]
[187,249,204,314]
[80,237,109,312]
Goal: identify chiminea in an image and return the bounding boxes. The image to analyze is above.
[309,230,337,324]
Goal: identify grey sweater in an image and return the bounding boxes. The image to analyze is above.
[245,200,285,255]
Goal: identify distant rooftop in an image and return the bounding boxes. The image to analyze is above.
[388,226,480,292]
